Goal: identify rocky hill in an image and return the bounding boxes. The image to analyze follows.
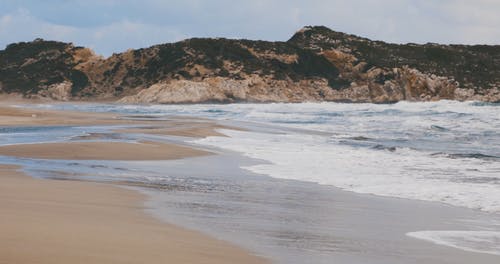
[1,26,499,103]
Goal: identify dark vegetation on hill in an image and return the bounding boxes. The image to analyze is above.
[288,26,500,92]
[0,39,88,95]
[1,26,498,103]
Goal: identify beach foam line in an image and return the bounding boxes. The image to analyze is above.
[193,129,500,212]
[407,230,500,256]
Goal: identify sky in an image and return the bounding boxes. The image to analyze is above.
[1,0,499,56]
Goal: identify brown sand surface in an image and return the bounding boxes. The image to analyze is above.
[116,123,229,138]
[0,105,237,137]
[0,105,136,126]
[0,165,265,264]
[0,141,211,160]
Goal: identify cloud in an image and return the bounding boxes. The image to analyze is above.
[0,9,187,56]
[83,20,188,55]
[1,1,499,56]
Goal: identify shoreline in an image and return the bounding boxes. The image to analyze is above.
[0,104,266,263]
[1,102,499,263]
[0,165,265,264]
[136,151,500,264]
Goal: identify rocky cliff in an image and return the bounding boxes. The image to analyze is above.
[1,26,499,103]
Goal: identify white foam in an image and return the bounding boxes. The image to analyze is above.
[194,129,500,212]
[407,230,500,255]
[35,101,500,212]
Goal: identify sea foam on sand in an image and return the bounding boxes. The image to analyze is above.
[407,231,500,256]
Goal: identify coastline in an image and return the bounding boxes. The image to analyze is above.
[0,104,266,264]
[1,102,499,263]
[137,151,500,264]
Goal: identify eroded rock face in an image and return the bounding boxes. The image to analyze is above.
[454,87,500,102]
[39,81,73,101]
[288,26,500,103]
[119,76,333,104]
[1,27,499,103]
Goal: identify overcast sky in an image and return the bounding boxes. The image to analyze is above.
[1,0,499,56]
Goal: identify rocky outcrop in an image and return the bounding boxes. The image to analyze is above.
[38,81,73,101]
[1,27,499,103]
[120,67,465,104]
[119,76,333,103]
[454,87,500,102]
[288,26,500,103]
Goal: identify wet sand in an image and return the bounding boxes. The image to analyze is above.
[0,141,211,160]
[115,123,229,138]
[0,103,235,137]
[0,165,265,264]
[139,153,500,264]
[0,105,126,126]
[0,104,214,160]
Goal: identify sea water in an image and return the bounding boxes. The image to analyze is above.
[35,101,500,212]
[18,101,500,260]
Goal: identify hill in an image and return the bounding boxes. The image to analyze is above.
[1,26,498,103]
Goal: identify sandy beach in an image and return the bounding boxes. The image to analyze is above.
[0,105,125,126]
[0,165,264,264]
[0,100,230,136]
[0,104,266,264]
[2,102,499,264]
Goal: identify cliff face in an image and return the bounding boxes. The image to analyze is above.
[1,26,499,103]
[288,26,500,103]
[84,38,340,103]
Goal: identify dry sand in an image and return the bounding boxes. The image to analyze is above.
[0,165,265,264]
